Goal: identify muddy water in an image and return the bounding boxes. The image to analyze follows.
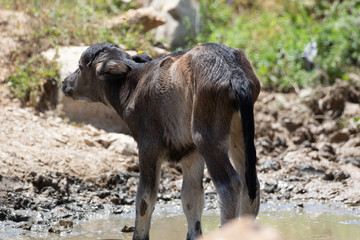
[18,201,356,240]
[0,201,357,239]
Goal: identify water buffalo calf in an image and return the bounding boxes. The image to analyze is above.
[62,42,261,240]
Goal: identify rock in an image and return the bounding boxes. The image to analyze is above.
[338,158,360,168]
[329,131,350,143]
[42,46,132,133]
[320,121,339,134]
[296,203,304,208]
[296,189,307,194]
[292,127,314,145]
[0,208,11,221]
[48,227,61,234]
[334,170,350,181]
[153,46,170,57]
[198,217,284,240]
[97,133,120,148]
[263,181,278,194]
[318,143,336,161]
[14,197,32,210]
[150,0,200,48]
[57,220,74,228]
[297,164,325,175]
[322,171,335,181]
[105,7,165,33]
[108,134,138,155]
[97,190,111,199]
[323,170,350,181]
[259,159,281,173]
[121,225,135,233]
[48,220,74,234]
[41,46,88,80]
[126,163,140,172]
[322,144,335,155]
[113,206,124,214]
[84,138,96,147]
[10,211,31,222]
[281,118,302,132]
[274,137,287,148]
[307,79,357,119]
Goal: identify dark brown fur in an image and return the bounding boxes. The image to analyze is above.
[62,42,261,240]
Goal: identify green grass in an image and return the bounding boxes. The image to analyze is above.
[191,0,360,91]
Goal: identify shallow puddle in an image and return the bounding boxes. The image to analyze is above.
[8,201,360,240]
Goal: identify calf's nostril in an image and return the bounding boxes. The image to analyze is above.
[61,83,69,93]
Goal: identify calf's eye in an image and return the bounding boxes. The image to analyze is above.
[79,65,83,71]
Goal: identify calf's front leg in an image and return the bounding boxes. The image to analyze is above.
[133,150,162,240]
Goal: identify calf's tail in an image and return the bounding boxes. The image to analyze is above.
[230,71,257,202]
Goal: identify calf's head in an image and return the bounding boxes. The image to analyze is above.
[62,42,152,102]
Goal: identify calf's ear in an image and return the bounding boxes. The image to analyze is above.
[96,60,131,77]
[132,52,152,63]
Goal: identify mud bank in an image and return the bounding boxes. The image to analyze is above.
[1,80,360,237]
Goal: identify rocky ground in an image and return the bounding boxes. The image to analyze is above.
[1,79,359,236]
[0,8,360,238]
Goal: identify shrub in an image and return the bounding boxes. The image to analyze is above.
[7,56,59,107]
[193,0,360,91]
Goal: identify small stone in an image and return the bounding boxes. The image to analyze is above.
[329,131,350,143]
[22,223,32,231]
[323,171,335,181]
[84,138,96,147]
[284,193,291,200]
[334,170,350,181]
[121,225,135,233]
[58,220,74,228]
[263,181,278,194]
[126,164,139,172]
[281,118,302,132]
[297,164,324,175]
[323,144,335,155]
[296,189,307,194]
[113,206,124,214]
[48,227,61,234]
[111,197,122,205]
[160,194,172,201]
[97,190,111,199]
[259,159,281,173]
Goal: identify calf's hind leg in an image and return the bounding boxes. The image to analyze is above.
[192,94,242,225]
[180,151,205,240]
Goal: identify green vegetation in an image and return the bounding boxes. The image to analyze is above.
[2,0,360,103]
[7,56,59,106]
[193,0,360,91]
[2,0,154,106]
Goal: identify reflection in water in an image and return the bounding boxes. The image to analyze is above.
[62,202,360,240]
